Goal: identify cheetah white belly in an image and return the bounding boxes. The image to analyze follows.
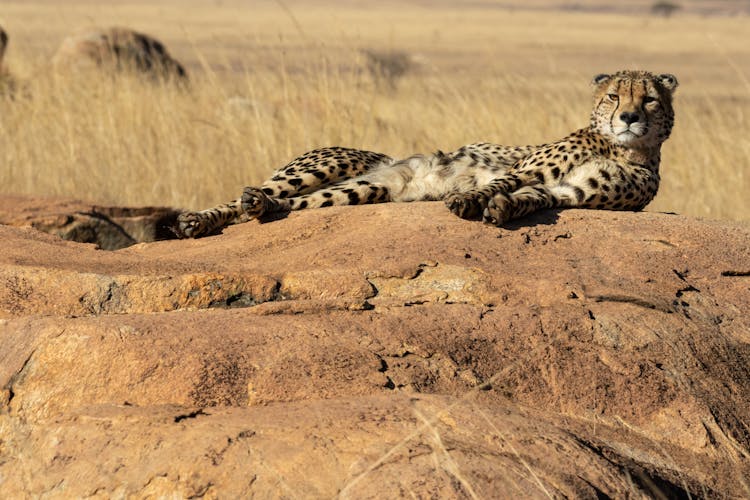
[364,154,507,202]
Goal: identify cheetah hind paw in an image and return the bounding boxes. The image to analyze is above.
[482,193,511,226]
[241,187,276,218]
[445,193,486,220]
[174,212,211,238]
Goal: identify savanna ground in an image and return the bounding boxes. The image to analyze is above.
[0,0,748,221]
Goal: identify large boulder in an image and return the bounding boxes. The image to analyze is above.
[52,26,187,82]
[1,196,749,497]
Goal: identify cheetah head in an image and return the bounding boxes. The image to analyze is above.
[590,70,678,148]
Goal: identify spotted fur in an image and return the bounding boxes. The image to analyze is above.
[176,70,677,238]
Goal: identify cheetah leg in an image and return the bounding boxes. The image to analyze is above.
[482,185,574,226]
[242,179,391,218]
[257,147,392,199]
[445,173,524,220]
[175,147,392,238]
[174,199,246,238]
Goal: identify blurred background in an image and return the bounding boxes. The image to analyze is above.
[0,0,748,220]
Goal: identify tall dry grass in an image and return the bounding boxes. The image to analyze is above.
[0,1,748,220]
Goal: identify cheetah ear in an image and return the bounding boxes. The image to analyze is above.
[658,73,678,93]
[591,73,611,86]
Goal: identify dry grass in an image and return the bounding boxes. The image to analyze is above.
[0,0,749,220]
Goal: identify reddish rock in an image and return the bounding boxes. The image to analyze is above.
[0,195,180,250]
[1,196,749,497]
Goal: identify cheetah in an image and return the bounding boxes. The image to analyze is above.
[175,70,677,238]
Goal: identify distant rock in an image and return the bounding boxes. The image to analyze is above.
[0,25,7,76]
[1,195,749,497]
[52,26,188,82]
[0,25,18,97]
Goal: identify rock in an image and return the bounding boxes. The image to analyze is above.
[52,26,187,82]
[0,25,18,98]
[0,26,6,67]
[1,196,749,497]
[0,195,181,250]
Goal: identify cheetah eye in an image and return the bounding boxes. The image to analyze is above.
[643,96,658,105]
[606,93,619,101]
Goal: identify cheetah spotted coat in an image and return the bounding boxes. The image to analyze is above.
[176,70,678,238]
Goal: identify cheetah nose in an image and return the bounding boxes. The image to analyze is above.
[619,112,640,125]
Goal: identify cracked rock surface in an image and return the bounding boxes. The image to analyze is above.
[1,196,749,497]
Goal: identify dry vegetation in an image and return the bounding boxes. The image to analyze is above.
[0,0,748,220]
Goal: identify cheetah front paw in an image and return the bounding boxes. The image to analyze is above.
[174,212,211,238]
[482,193,511,226]
[445,193,486,220]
